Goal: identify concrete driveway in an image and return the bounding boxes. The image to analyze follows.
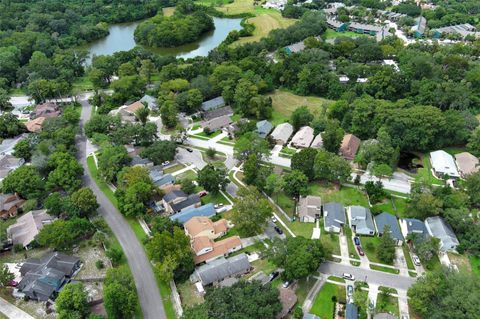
[176,147,206,169]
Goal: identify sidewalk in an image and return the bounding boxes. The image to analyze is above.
[0,298,34,319]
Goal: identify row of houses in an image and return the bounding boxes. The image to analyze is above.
[430,150,479,179]
[297,195,459,251]
[326,18,392,41]
[431,23,480,39]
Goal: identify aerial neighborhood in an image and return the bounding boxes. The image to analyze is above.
[0,0,480,319]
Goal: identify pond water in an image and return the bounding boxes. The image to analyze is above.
[398,152,423,173]
[83,17,242,64]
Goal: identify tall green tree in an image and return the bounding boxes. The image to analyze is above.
[70,188,99,218]
[376,225,396,264]
[290,106,313,131]
[291,148,317,180]
[322,119,344,154]
[55,282,90,319]
[197,164,227,194]
[2,165,44,199]
[283,170,308,199]
[231,186,271,236]
[104,267,138,319]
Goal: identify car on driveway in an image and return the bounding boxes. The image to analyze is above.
[274,226,283,235]
[198,190,208,197]
[282,281,291,288]
[186,148,193,152]
[412,255,421,266]
[271,215,277,223]
[347,285,353,297]
[356,246,365,256]
[268,271,279,282]
[342,273,355,281]
[354,236,361,246]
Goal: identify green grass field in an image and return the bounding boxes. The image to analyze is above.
[469,256,480,278]
[360,236,385,264]
[370,264,400,274]
[345,226,359,259]
[376,292,399,318]
[308,183,369,207]
[267,89,333,125]
[402,245,415,270]
[415,155,444,186]
[310,283,345,319]
[373,196,408,218]
[323,28,370,40]
[233,12,296,45]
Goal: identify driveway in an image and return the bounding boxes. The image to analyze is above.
[76,97,166,319]
[0,297,34,319]
[319,262,416,291]
[225,181,239,198]
[338,232,350,265]
[397,289,410,318]
[176,147,206,169]
[395,247,409,277]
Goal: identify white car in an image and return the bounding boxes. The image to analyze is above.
[412,256,421,266]
[271,216,277,223]
[161,161,170,166]
[282,281,291,288]
[342,273,355,281]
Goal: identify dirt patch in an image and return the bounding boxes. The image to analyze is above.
[448,252,472,273]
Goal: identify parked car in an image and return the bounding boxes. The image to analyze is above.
[274,226,283,235]
[354,236,361,246]
[412,255,421,266]
[198,190,208,197]
[282,281,291,288]
[7,280,18,287]
[342,273,355,281]
[268,271,279,282]
[356,246,365,256]
[161,161,170,166]
[186,148,193,152]
[347,285,353,297]
[271,216,277,223]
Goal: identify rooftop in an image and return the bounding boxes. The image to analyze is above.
[430,150,460,178]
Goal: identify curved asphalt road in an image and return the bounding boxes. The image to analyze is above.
[76,97,166,319]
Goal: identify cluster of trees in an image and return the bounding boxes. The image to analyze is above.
[56,282,103,319]
[197,164,228,194]
[182,281,282,319]
[135,1,214,47]
[231,186,272,236]
[0,113,26,138]
[103,267,139,319]
[422,0,480,29]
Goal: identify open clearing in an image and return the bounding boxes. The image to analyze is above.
[267,89,334,124]
[233,13,296,45]
[163,7,176,16]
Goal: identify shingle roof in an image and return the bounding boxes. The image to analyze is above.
[349,206,375,235]
[140,95,158,110]
[256,120,273,138]
[430,150,460,177]
[193,236,242,264]
[324,202,346,229]
[401,218,428,239]
[204,106,234,121]
[170,203,216,224]
[171,194,201,212]
[7,209,53,247]
[185,217,228,238]
[291,126,314,148]
[201,97,225,111]
[297,196,322,220]
[270,123,294,144]
[193,253,251,286]
[310,134,323,149]
[454,152,479,177]
[202,115,232,131]
[25,117,46,132]
[374,212,403,241]
[277,288,298,319]
[149,167,175,187]
[340,134,361,160]
[425,216,459,251]
[285,41,306,54]
[163,190,187,203]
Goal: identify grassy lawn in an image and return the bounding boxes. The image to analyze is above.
[288,221,315,238]
[177,281,204,308]
[175,169,198,181]
[376,292,399,318]
[201,191,230,206]
[469,256,480,278]
[247,258,278,279]
[163,163,186,174]
[345,227,359,259]
[193,130,222,139]
[280,146,297,157]
[72,76,93,91]
[319,221,341,256]
[274,192,296,217]
[295,277,317,305]
[373,196,408,218]
[360,236,385,264]
[267,89,333,125]
[448,252,473,274]
[402,245,415,270]
[323,28,370,39]
[415,155,444,186]
[310,283,345,319]
[155,275,176,319]
[308,183,369,207]
[328,276,345,283]
[87,156,118,207]
[424,253,442,271]
[370,264,400,274]
[233,12,297,45]
[162,6,176,16]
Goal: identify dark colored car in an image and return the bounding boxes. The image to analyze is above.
[274,226,283,235]
[268,271,279,282]
[198,190,208,197]
[357,246,365,256]
[186,148,193,152]
[354,236,361,246]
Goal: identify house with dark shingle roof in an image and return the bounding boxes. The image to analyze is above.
[203,106,234,121]
[399,218,429,242]
[149,166,175,188]
[201,115,232,132]
[374,212,404,245]
[340,134,361,161]
[297,196,322,223]
[201,97,225,112]
[323,202,346,233]
[425,216,459,252]
[190,253,251,286]
[163,190,201,214]
[347,206,375,235]
[256,120,273,139]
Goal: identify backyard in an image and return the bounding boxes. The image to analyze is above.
[310,282,346,319]
[376,289,399,318]
[308,183,369,207]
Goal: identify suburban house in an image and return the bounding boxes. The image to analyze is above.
[130,155,154,168]
[256,120,274,139]
[347,206,375,235]
[297,195,322,223]
[277,287,298,319]
[270,123,294,145]
[192,235,242,264]
[454,152,479,178]
[17,252,81,301]
[383,59,400,72]
[374,212,404,245]
[34,102,60,119]
[429,150,460,179]
[149,167,175,188]
[140,95,158,111]
[201,96,225,112]
[399,218,429,241]
[291,126,314,148]
[0,193,25,219]
[346,304,359,319]
[109,100,145,123]
[201,115,232,132]
[190,253,251,287]
[7,209,53,248]
[340,134,361,161]
[411,16,427,38]
[0,154,25,182]
[323,202,346,233]
[425,216,459,252]
[170,203,216,224]
[284,41,306,55]
[162,190,201,214]
[432,23,479,39]
[339,75,350,84]
[184,216,231,240]
[310,133,323,149]
[203,106,234,121]
[25,117,46,133]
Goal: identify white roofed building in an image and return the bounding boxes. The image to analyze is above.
[429,150,460,179]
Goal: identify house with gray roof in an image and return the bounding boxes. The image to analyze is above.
[284,41,306,55]
[201,115,232,132]
[0,154,25,182]
[140,95,158,111]
[256,120,273,139]
[399,218,428,242]
[130,155,154,168]
[347,206,375,235]
[204,106,234,121]
[297,196,321,223]
[323,202,345,233]
[0,134,27,156]
[149,167,175,188]
[170,204,216,224]
[190,253,251,286]
[411,16,427,38]
[201,97,225,112]
[425,216,459,252]
[270,123,294,145]
[7,209,53,248]
[17,252,81,301]
[163,190,201,214]
[374,212,403,245]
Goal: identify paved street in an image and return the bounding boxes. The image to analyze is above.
[352,171,412,194]
[319,261,416,291]
[76,96,166,319]
[176,147,207,169]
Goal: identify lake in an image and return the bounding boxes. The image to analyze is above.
[84,17,242,64]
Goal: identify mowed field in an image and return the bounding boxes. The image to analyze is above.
[267,89,334,124]
[162,7,176,16]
